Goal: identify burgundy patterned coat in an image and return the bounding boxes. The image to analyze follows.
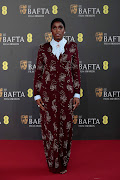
[33,40,81,173]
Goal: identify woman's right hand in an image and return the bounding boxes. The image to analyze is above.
[36,98,45,111]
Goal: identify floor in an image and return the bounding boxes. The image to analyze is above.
[0,140,119,180]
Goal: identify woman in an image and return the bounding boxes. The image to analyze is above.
[33,18,81,174]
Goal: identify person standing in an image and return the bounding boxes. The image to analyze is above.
[33,18,81,174]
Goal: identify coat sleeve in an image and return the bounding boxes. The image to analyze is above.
[33,44,45,97]
[71,42,81,96]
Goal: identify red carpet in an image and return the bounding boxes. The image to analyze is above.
[0,140,119,180]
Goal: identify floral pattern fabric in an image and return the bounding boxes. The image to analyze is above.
[33,40,81,173]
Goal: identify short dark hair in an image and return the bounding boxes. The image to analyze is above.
[51,18,66,30]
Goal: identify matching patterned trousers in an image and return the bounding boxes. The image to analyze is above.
[40,89,74,173]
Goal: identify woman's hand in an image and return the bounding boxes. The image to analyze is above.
[36,98,45,111]
[73,97,80,111]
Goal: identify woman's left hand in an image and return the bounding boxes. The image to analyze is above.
[73,97,80,111]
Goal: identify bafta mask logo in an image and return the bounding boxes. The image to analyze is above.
[95,32,103,42]
[95,88,103,97]
[19,5,27,14]
[21,115,28,124]
[20,60,27,70]
[73,115,78,124]
[70,4,78,14]
[0,33,2,42]
[45,32,52,42]
[0,88,3,97]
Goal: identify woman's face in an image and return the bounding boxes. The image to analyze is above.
[51,21,65,42]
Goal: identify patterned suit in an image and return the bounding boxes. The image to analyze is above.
[33,40,81,173]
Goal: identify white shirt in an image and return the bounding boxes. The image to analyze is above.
[34,37,80,101]
[50,36,67,60]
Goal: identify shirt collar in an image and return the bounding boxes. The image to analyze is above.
[50,37,67,47]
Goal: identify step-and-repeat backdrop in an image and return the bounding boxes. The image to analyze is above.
[0,0,120,140]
